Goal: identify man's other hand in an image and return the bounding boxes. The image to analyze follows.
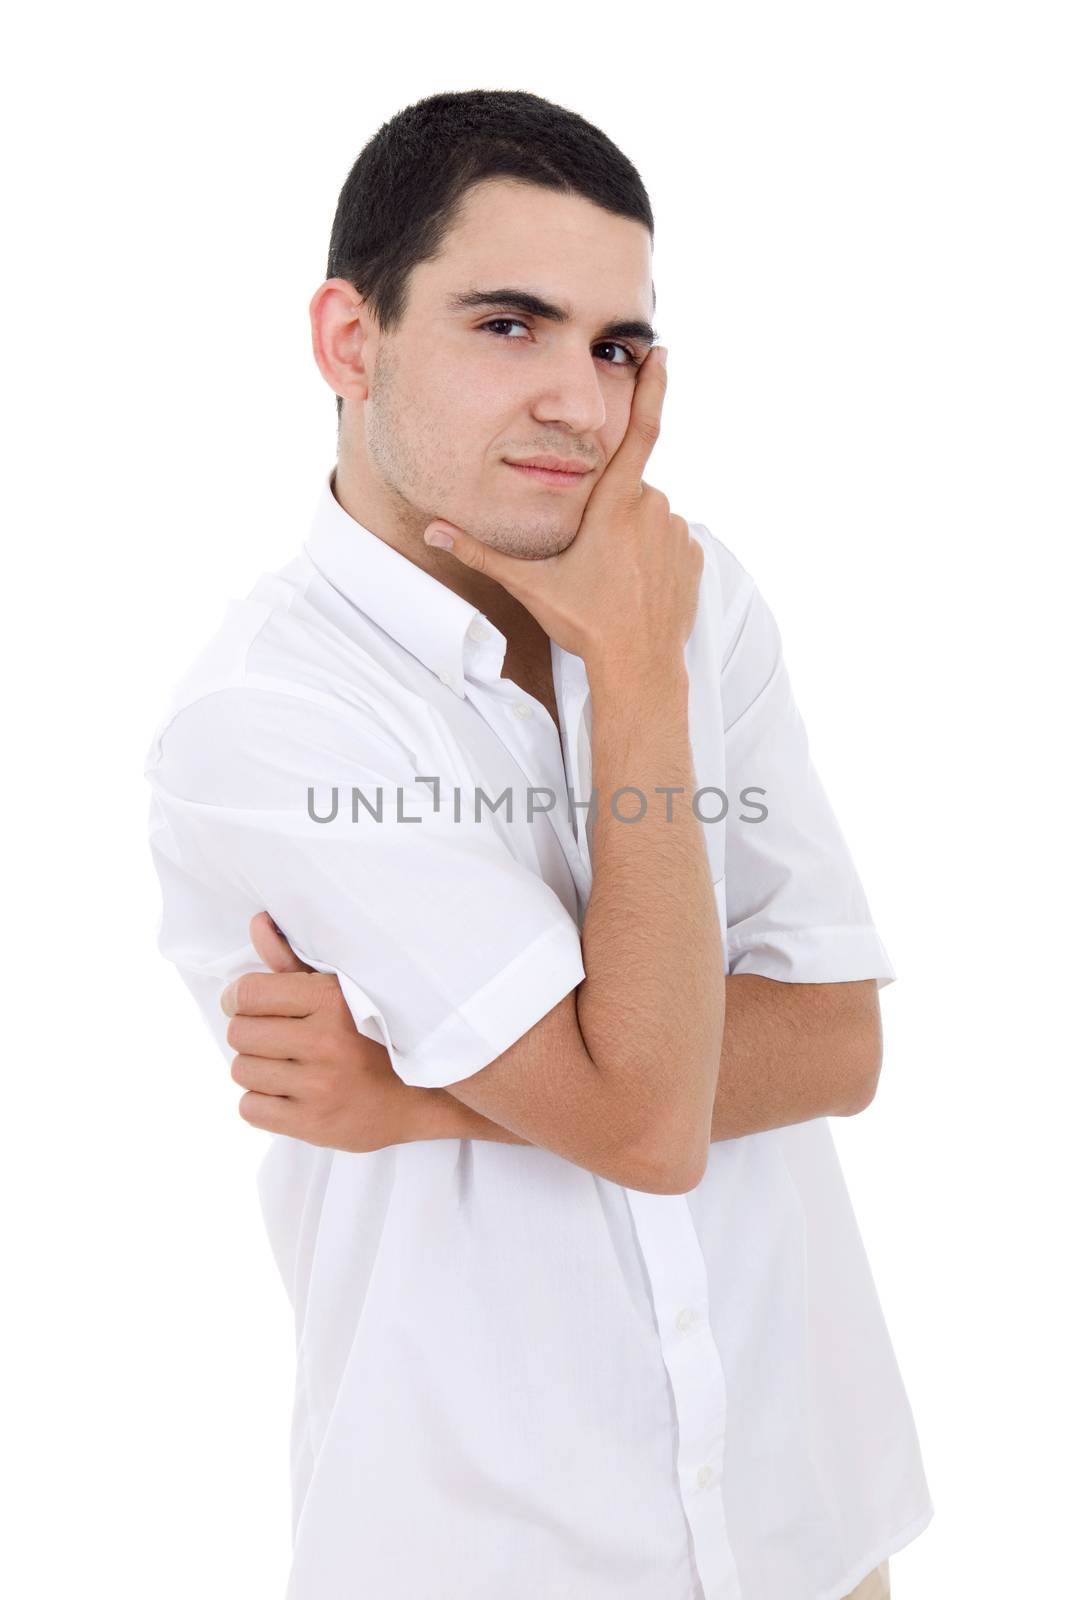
[219,912,417,1154]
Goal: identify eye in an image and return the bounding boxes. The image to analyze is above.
[593,341,640,368]
[480,317,529,341]
[478,319,640,368]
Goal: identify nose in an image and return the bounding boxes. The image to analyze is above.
[528,341,608,437]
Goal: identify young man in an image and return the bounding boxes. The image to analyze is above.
[145,90,931,1600]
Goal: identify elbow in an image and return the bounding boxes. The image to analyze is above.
[839,1080,876,1118]
[619,1073,717,1194]
[838,1019,884,1116]
[622,1128,710,1196]
[595,1059,714,1195]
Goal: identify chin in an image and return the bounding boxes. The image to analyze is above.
[470,510,576,561]
[513,526,578,561]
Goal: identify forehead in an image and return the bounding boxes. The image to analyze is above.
[416,178,653,314]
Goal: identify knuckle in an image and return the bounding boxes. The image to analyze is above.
[309,1022,340,1066]
[638,486,670,521]
[316,971,344,1007]
[302,1065,330,1102]
[315,1001,348,1044]
[232,973,256,1014]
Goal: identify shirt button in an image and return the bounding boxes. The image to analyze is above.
[513,703,533,719]
[469,621,492,643]
[438,669,453,686]
[696,1464,716,1490]
[675,1307,696,1333]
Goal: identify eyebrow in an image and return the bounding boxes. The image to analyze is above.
[445,287,658,350]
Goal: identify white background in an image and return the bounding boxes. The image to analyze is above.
[3,3,1064,1595]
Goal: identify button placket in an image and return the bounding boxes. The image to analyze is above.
[461,675,588,896]
[558,653,593,882]
[623,1190,743,1598]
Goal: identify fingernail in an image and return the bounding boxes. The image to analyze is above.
[659,346,669,364]
[425,527,454,550]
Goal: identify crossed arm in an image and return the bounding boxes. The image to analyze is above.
[222,640,884,1179]
[225,907,883,1184]
[415,971,881,1150]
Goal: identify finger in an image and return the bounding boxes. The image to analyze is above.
[236,1088,310,1137]
[230,1053,304,1098]
[225,1013,308,1059]
[220,969,330,1018]
[423,518,535,595]
[249,911,313,974]
[597,344,667,494]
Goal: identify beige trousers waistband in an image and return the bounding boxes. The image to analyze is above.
[841,1558,891,1600]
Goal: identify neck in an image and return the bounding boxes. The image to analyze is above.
[330,457,547,658]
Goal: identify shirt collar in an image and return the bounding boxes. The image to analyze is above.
[302,471,504,699]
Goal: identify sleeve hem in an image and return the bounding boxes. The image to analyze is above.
[727,923,896,989]
[336,916,587,1091]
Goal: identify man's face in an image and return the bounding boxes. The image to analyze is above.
[357,178,656,560]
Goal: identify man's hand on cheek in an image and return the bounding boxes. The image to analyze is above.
[219,912,422,1154]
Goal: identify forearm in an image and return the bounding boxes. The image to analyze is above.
[707,974,867,1140]
[413,661,725,1167]
[575,654,724,1170]
[414,974,868,1148]
[414,1086,534,1145]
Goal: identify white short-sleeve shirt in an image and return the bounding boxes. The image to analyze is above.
[144,473,933,1600]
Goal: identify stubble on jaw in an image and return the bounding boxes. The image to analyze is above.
[362,341,581,563]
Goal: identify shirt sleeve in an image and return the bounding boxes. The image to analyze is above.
[719,567,897,989]
[144,686,586,1090]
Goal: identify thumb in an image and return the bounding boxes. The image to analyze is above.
[424,519,527,587]
[249,911,313,973]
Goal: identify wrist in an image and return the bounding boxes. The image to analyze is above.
[399,1087,533,1146]
[585,648,689,703]
[397,1086,469,1143]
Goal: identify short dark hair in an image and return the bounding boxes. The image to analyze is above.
[325,89,655,420]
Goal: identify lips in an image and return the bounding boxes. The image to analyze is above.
[507,455,592,474]
[505,461,591,486]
